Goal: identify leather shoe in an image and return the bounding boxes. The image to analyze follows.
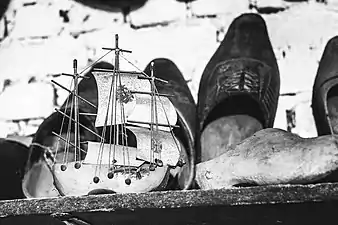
[312,36,338,135]
[197,13,280,162]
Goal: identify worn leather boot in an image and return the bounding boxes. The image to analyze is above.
[312,36,338,136]
[0,138,29,200]
[197,13,280,163]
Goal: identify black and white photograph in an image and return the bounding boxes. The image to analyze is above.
[0,0,337,224]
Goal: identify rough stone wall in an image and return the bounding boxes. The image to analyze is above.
[0,0,335,138]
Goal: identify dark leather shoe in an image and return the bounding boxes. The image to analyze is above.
[143,58,197,190]
[197,13,280,162]
[0,138,28,200]
[312,36,338,135]
[0,0,10,20]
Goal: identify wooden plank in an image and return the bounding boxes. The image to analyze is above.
[1,182,338,218]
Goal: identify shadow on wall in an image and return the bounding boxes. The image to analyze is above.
[0,0,10,20]
[73,0,149,22]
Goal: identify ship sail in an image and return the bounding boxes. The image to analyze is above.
[128,126,180,166]
[93,71,177,130]
[93,71,137,127]
[83,127,180,167]
[83,142,144,167]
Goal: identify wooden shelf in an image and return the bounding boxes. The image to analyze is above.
[1,182,338,224]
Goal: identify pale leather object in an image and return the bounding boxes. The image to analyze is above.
[196,128,338,189]
[201,115,263,162]
[327,96,338,134]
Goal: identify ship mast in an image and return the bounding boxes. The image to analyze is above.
[73,59,81,169]
[51,59,101,172]
[113,34,121,161]
[113,34,132,184]
[92,34,134,184]
[149,62,162,170]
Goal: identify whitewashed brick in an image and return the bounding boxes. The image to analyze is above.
[191,0,249,16]
[274,91,317,137]
[0,82,54,121]
[256,0,286,8]
[0,35,88,80]
[9,4,63,39]
[65,1,123,35]
[130,0,186,26]
[0,121,18,138]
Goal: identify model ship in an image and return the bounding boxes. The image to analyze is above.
[23,34,185,196]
